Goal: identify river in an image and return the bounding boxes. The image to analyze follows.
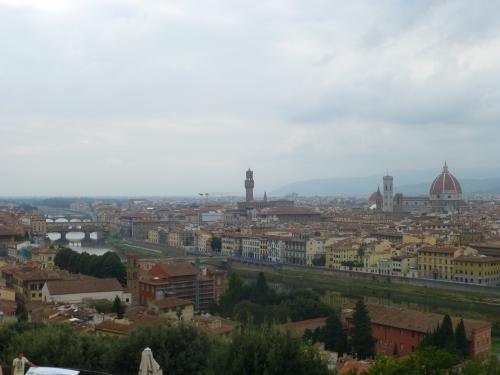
[46,232,114,256]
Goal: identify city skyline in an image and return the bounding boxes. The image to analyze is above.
[2,0,500,196]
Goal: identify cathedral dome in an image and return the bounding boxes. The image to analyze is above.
[369,187,383,202]
[429,162,462,199]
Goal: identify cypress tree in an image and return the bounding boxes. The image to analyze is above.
[15,301,29,322]
[455,319,468,357]
[440,315,456,354]
[113,295,125,319]
[322,312,348,355]
[350,299,376,358]
[250,272,272,305]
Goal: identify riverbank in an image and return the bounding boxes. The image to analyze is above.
[105,239,163,258]
[105,239,186,259]
[230,261,500,337]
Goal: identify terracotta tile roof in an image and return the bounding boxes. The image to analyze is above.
[150,297,193,310]
[339,360,373,375]
[13,269,71,282]
[157,261,197,277]
[95,319,135,335]
[0,300,17,315]
[46,278,123,295]
[281,317,328,338]
[194,316,238,336]
[343,302,490,340]
[419,246,458,254]
[454,255,500,264]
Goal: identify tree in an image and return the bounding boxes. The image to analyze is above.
[440,315,456,354]
[214,273,250,317]
[176,307,183,320]
[15,301,29,322]
[250,272,274,305]
[321,312,348,355]
[311,255,326,267]
[55,247,126,284]
[461,357,500,375]
[211,237,222,253]
[364,347,460,375]
[455,319,468,357]
[108,325,214,375]
[113,296,125,319]
[421,315,459,356]
[350,299,376,359]
[207,325,329,375]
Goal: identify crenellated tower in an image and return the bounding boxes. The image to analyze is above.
[245,169,254,202]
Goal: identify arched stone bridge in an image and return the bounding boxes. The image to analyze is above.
[46,221,109,242]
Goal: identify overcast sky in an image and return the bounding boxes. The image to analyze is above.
[1,0,499,196]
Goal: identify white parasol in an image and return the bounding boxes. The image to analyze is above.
[138,347,163,375]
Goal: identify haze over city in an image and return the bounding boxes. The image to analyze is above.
[2,0,500,196]
[2,1,500,374]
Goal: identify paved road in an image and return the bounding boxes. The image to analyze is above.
[126,239,187,257]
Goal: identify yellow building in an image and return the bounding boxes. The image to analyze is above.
[453,255,500,286]
[148,229,160,244]
[195,230,213,254]
[148,298,194,320]
[168,230,182,247]
[403,234,436,246]
[306,238,326,266]
[326,240,361,269]
[0,287,16,302]
[363,240,393,273]
[12,270,65,302]
[417,246,477,280]
[32,248,57,269]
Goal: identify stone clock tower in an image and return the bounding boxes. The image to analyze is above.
[245,169,254,202]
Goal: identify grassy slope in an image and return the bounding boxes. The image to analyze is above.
[231,264,500,337]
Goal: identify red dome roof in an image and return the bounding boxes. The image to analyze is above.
[369,187,383,202]
[429,163,462,196]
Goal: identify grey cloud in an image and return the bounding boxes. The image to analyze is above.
[1,0,499,195]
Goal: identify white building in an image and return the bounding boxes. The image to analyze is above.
[42,278,131,304]
[266,238,285,263]
[242,236,264,259]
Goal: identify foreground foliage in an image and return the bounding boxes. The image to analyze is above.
[360,346,500,375]
[304,312,348,355]
[0,322,328,375]
[208,325,329,375]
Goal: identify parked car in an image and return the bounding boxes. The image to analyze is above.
[26,368,111,375]
[26,368,79,375]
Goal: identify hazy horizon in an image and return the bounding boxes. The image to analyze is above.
[2,1,500,196]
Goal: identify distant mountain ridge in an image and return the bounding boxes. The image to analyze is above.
[272,168,500,197]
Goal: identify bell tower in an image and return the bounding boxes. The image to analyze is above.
[127,253,140,305]
[245,169,254,202]
[382,175,394,213]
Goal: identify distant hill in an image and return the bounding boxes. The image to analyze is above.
[272,169,500,197]
[398,178,500,196]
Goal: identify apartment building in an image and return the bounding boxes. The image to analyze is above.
[221,234,242,257]
[453,255,500,286]
[326,240,361,269]
[417,246,477,280]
